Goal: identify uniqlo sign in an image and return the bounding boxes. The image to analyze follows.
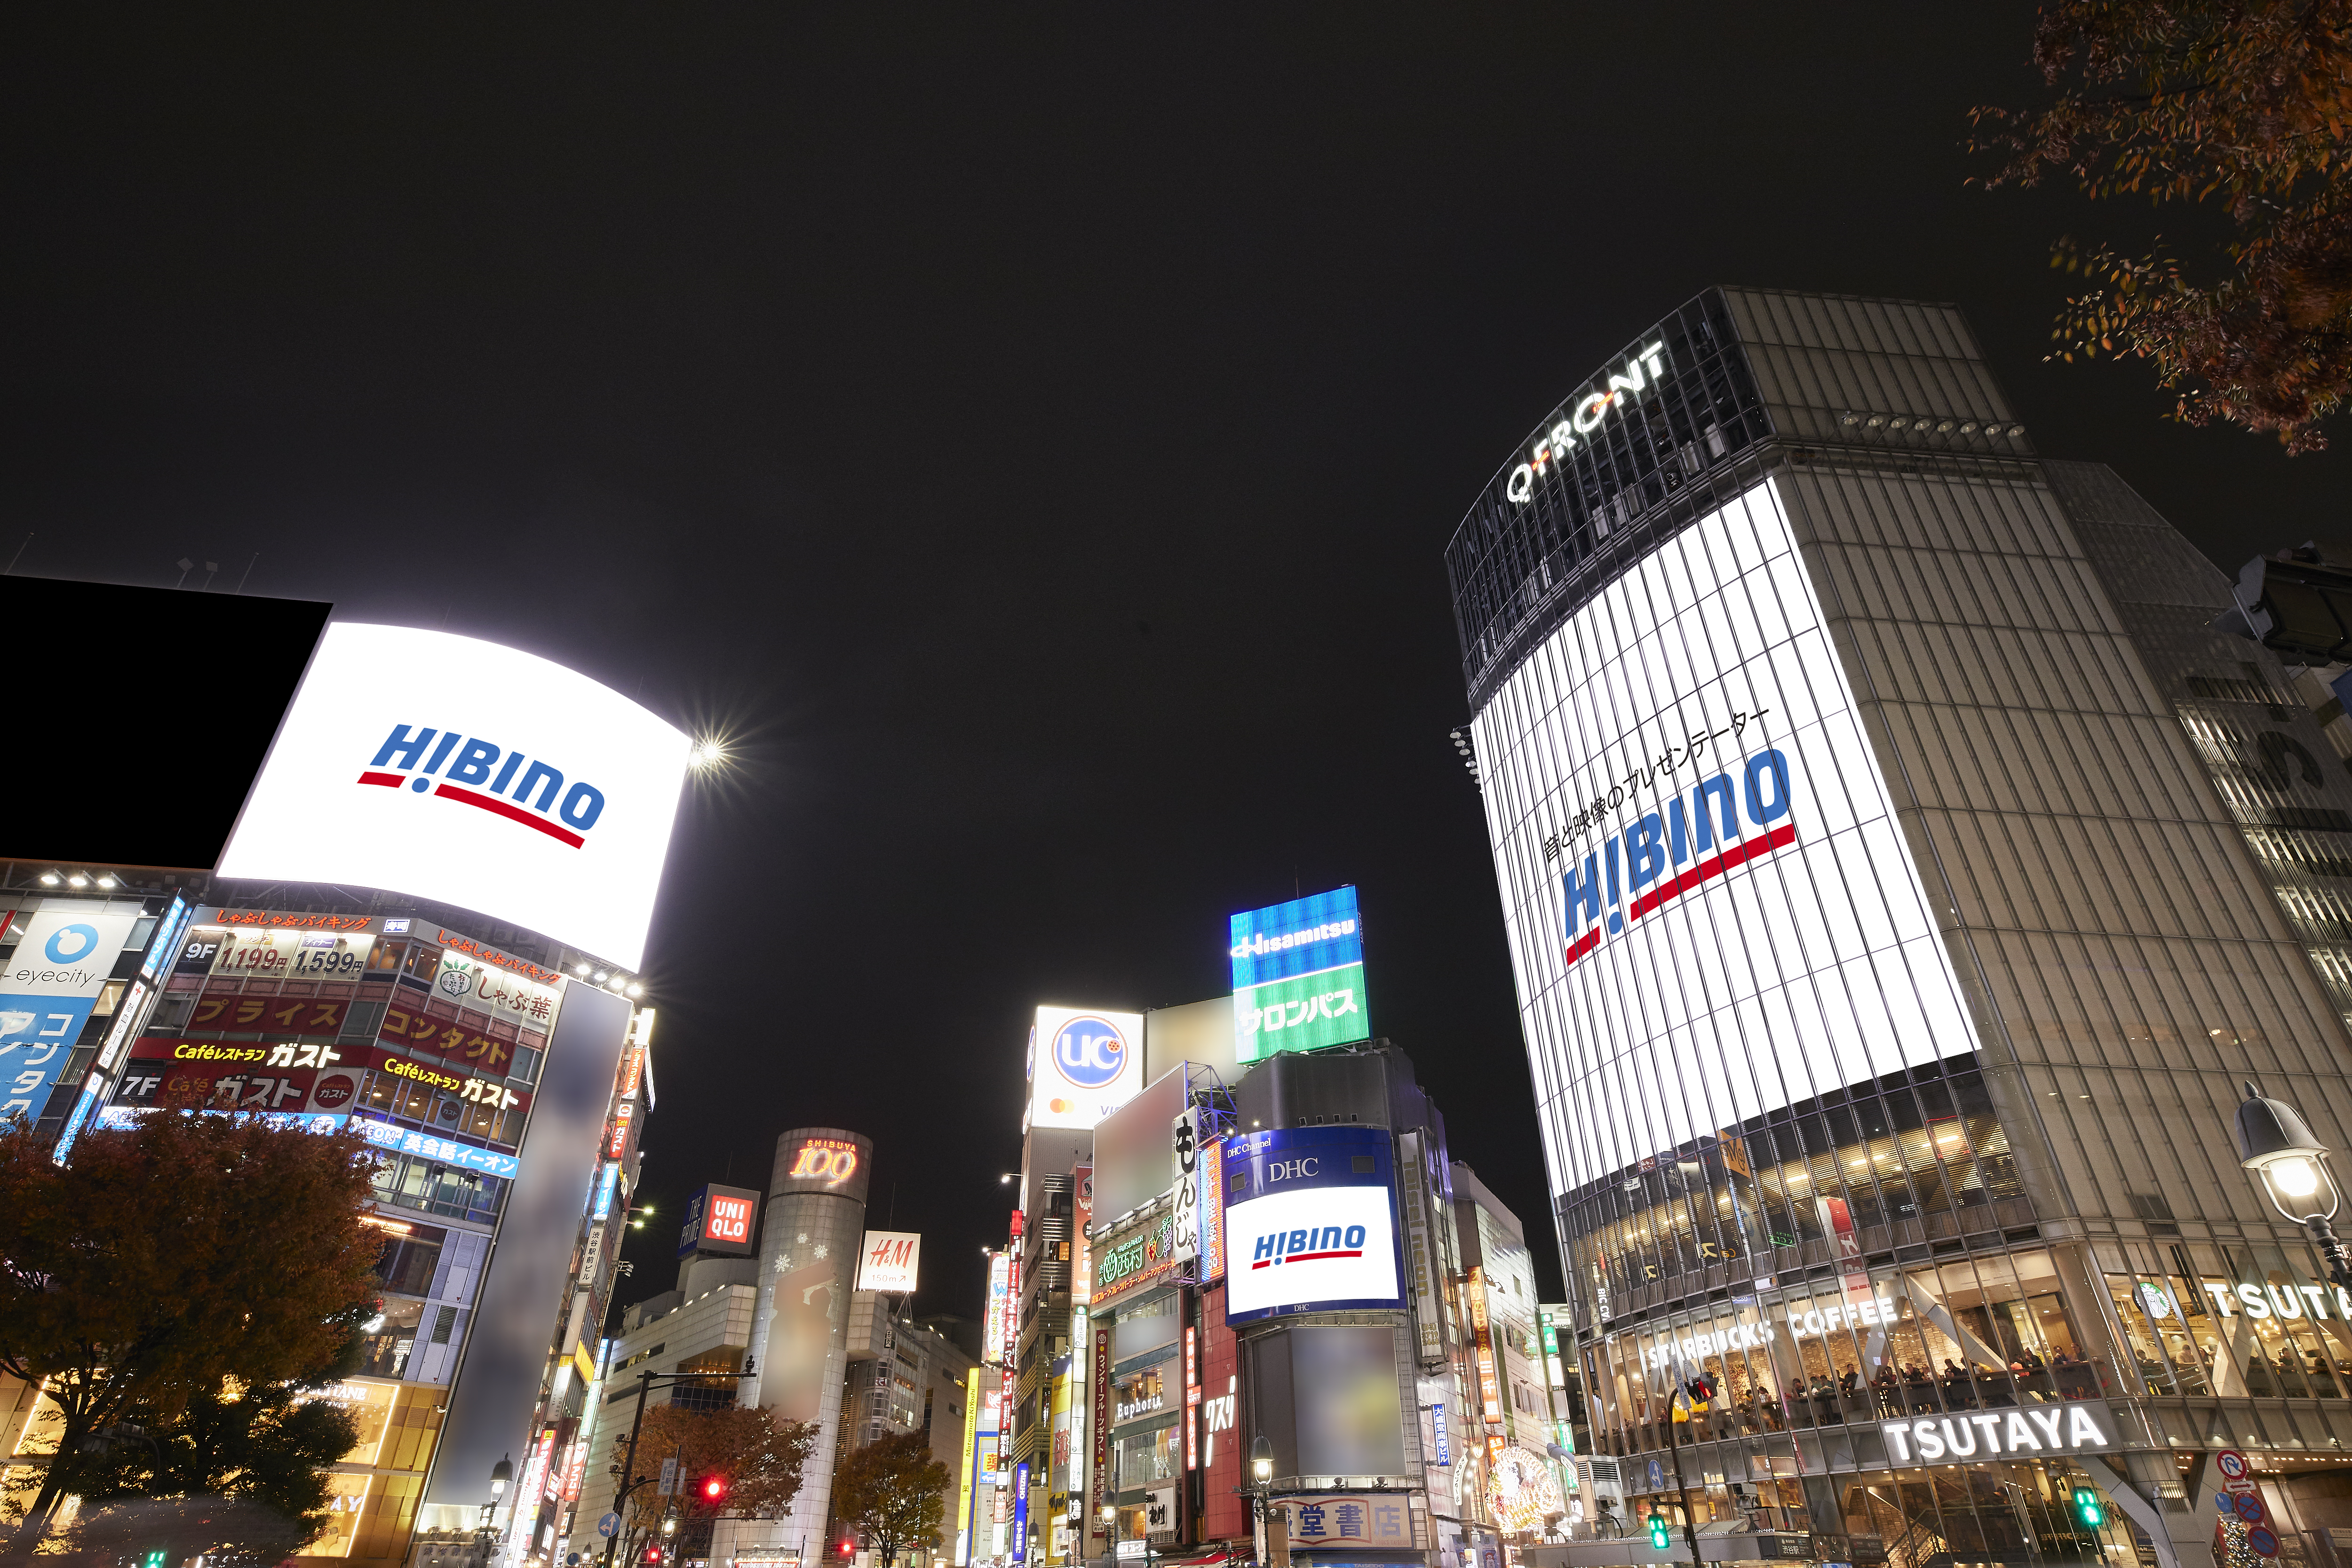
[701,1191,755,1248]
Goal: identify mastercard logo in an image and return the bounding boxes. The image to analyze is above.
[1049,1098,1074,1114]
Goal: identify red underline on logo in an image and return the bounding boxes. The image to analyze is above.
[434,783,586,848]
[1249,1249,1363,1269]
[357,771,405,788]
[1564,823,1798,968]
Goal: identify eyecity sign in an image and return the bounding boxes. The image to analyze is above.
[1502,342,1667,505]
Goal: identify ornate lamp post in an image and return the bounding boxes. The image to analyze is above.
[2234,1082,2352,1289]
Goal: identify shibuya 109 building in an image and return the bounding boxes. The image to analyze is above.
[1449,288,2352,1568]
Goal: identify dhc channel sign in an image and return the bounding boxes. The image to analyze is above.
[1561,745,1795,967]
[1221,1123,1403,1324]
[358,724,608,849]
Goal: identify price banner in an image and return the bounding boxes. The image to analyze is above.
[203,928,375,982]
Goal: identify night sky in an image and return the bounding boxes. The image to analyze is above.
[6,9,2340,1320]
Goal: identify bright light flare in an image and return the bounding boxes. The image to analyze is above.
[689,738,729,771]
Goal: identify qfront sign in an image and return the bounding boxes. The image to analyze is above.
[1229,886,1372,1063]
[1222,1124,1402,1323]
[216,622,692,969]
[1502,341,1668,506]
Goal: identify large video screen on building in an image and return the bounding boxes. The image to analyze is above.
[1470,477,1979,1187]
[216,623,691,968]
[1229,887,1371,1063]
[1222,1125,1402,1323]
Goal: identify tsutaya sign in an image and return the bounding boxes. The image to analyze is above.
[1503,341,1668,505]
[1882,1403,2116,1463]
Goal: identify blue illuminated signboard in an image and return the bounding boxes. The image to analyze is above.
[1228,887,1371,1062]
[1220,1124,1402,1323]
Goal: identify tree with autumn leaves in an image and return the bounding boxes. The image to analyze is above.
[1973,0,2352,451]
[829,1431,951,1568]
[612,1403,816,1568]
[0,1115,383,1555]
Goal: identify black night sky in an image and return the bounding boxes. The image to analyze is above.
[4,9,2340,1321]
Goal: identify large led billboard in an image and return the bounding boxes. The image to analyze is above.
[1229,888,1369,1063]
[215,623,692,969]
[1221,1125,1402,1323]
[1025,1005,1143,1131]
[1469,477,1977,1186]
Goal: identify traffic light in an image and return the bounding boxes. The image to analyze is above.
[692,1473,728,1505]
[143,1552,168,1568]
[1648,1512,1671,1550]
[2072,1487,2105,1529]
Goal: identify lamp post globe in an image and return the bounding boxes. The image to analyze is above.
[491,1454,514,1498]
[1250,1435,1274,1491]
[2235,1081,2352,1288]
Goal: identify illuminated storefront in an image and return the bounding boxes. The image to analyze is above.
[1449,288,2352,1568]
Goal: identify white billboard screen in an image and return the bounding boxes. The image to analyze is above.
[1026,1005,1144,1131]
[216,623,691,968]
[856,1230,922,1294]
[1471,477,1979,1186]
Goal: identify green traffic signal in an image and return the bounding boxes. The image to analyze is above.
[2072,1487,2104,1528]
[1648,1513,1671,1549]
[143,1552,168,1568]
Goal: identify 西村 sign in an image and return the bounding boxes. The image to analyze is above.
[1228,888,1371,1063]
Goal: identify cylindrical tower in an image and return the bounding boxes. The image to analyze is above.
[748,1127,874,1561]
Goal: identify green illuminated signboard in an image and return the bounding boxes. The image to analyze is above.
[1234,960,1371,1062]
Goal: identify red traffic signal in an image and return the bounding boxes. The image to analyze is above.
[694,1474,727,1504]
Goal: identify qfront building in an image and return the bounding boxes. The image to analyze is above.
[1450,288,2352,1568]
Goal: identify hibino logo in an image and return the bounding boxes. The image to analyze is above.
[1562,746,1795,969]
[1248,1223,1369,1271]
[356,724,607,849]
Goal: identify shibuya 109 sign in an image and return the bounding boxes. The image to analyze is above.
[215,623,692,969]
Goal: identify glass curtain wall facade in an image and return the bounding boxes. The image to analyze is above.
[1449,289,2352,1568]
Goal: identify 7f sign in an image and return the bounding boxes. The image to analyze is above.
[856,1230,922,1294]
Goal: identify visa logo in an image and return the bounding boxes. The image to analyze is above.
[357,724,606,849]
[1562,747,1795,967]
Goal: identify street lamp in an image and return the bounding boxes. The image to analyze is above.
[2235,1081,2352,1288]
[1250,1435,1273,1491]
[491,1455,514,1498]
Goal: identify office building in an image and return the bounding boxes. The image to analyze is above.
[1448,286,2352,1568]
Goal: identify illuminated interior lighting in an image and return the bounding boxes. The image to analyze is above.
[66,874,89,888]
[361,1216,415,1233]
[38,872,59,885]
